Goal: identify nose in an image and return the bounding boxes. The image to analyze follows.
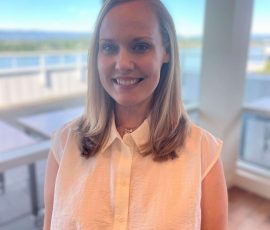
[115,48,134,72]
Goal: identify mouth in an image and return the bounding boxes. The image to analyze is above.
[112,78,144,86]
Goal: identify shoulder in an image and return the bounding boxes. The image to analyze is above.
[50,118,80,163]
[188,123,222,149]
[186,123,223,180]
[51,118,79,143]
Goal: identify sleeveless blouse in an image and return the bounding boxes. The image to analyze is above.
[50,118,222,230]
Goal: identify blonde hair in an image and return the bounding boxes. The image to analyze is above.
[75,0,190,161]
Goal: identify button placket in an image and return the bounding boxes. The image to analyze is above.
[113,138,133,230]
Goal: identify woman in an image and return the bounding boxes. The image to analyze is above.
[44,0,228,229]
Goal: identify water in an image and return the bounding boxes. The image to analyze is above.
[244,73,270,103]
[0,47,266,71]
[0,49,202,70]
[248,47,268,61]
[0,53,88,69]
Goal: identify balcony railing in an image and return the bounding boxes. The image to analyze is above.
[0,51,88,109]
[240,97,270,175]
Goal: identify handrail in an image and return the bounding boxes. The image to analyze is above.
[0,141,50,172]
[242,97,270,117]
[0,63,87,76]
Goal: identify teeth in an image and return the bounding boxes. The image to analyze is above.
[116,79,140,86]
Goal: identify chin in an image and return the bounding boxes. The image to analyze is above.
[113,96,152,110]
[114,99,138,108]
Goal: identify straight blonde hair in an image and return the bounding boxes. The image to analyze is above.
[75,0,190,161]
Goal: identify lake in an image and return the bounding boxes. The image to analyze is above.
[0,48,268,76]
[0,53,88,69]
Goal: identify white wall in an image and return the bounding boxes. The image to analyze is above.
[200,0,254,186]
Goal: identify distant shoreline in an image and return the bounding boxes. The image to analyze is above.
[0,30,269,53]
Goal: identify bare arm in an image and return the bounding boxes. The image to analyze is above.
[43,151,59,230]
[201,158,228,230]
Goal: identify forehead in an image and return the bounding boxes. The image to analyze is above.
[99,1,160,39]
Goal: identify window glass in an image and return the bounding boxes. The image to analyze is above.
[0,0,101,108]
[161,0,206,105]
[241,0,270,169]
[0,1,101,227]
[244,0,270,103]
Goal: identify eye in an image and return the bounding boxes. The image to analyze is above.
[132,42,151,53]
[100,42,118,54]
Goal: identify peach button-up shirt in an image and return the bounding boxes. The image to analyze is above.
[50,118,222,230]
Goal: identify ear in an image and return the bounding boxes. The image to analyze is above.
[162,51,170,63]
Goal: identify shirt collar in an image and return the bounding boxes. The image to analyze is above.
[130,118,150,148]
[100,114,121,152]
[101,114,150,152]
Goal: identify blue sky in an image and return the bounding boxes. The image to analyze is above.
[252,0,270,35]
[0,0,101,32]
[0,0,269,35]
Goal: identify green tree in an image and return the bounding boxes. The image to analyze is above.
[262,58,270,74]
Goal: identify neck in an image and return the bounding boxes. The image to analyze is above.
[115,102,150,132]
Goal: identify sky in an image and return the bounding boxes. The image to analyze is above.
[0,0,269,36]
[251,0,270,35]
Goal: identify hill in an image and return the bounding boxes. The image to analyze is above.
[0,30,90,41]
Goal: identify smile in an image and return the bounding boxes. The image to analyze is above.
[113,78,143,86]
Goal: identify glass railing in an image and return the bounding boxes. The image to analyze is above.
[240,98,270,171]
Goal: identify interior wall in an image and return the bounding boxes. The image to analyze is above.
[200,0,254,185]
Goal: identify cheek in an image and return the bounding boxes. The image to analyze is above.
[97,55,105,77]
[147,61,162,82]
[143,53,164,75]
[97,56,109,92]
[98,53,112,72]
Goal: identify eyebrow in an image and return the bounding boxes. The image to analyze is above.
[133,37,153,42]
[99,38,114,42]
[99,37,153,42]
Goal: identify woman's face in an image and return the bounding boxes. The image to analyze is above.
[98,1,169,109]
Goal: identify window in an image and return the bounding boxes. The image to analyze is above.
[241,0,270,170]
[0,1,101,227]
[0,0,101,108]
[162,0,205,123]
[162,1,205,106]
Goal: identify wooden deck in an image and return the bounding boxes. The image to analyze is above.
[228,186,270,230]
